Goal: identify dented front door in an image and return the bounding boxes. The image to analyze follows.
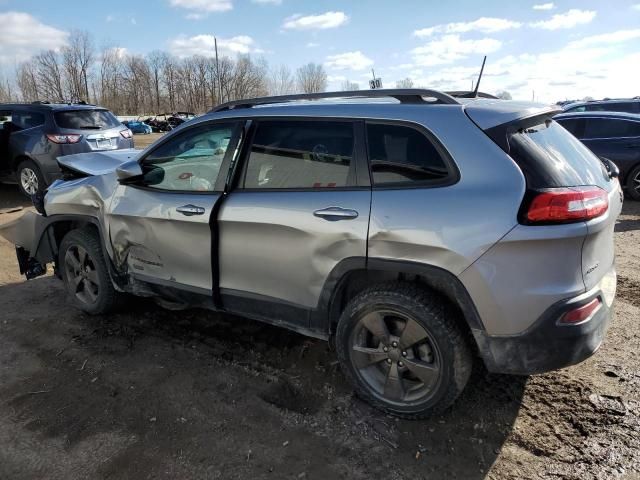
[107,121,240,294]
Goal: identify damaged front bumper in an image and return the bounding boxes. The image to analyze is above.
[0,211,56,280]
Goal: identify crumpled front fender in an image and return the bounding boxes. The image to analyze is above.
[0,211,48,255]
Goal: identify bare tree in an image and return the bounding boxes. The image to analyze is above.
[496,90,512,100]
[34,50,65,101]
[296,63,327,94]
[268,64,296,96]
[16,61,39,101]
[396,77,414,89]
[340,80,360,91]
[9,29,353,113]
[147,51,166,113]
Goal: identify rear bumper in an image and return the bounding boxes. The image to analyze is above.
[476,269,616,375]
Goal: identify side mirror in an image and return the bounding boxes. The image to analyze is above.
[116,160,143,183]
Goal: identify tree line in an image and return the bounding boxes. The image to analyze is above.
[1,30,331,115]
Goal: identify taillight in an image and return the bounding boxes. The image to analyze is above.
[46,133,82,144]
[559,297,601,325]
[120,129,133,139]
[526,186,608,224]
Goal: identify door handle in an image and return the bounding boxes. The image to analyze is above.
[313,206,359,220]
[176,204,206,216]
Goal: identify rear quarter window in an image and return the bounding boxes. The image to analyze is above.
[365,123,454,187]
[11,111,45,130]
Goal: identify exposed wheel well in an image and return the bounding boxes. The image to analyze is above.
[46,220,100,276]
[327,264,482,355]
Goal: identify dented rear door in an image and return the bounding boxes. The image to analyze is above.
[218,119,371,321]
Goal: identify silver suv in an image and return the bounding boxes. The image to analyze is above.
[0,90,621,418]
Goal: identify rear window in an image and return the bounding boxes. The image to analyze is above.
[508,119,609,188]
[54,109,121,130]
[243,120,354,189]
[586,102,639,114]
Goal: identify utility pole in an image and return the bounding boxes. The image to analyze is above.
[214,37,222,104]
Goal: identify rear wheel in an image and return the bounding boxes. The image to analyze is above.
[626,164,640,201]
[16,159,45,197]
[59,228,122,315]
[335,283,472,418]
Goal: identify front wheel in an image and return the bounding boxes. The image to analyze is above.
[626,164,640,201]
[59,228,123,315]
[336,283,472,418]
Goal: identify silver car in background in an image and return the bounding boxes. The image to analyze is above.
[0,89,622,418]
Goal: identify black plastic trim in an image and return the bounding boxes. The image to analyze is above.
[476,287,613,374]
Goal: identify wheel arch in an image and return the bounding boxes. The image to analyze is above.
[314,258,485,351]
[12,153,37,172]
[28,214,114,280]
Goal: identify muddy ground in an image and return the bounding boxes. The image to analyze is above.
[0,180,639,480]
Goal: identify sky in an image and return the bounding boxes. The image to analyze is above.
[1,0,640,102]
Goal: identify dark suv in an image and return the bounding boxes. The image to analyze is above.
[562,98,640,114]
[0,102,134,196]
[555,111,640,200]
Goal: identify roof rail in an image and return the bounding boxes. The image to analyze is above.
[210,89,459,113]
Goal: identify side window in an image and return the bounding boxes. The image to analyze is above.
[583,119,638,139]
[567,106,586,113]
[366,123,451,186]
[243,120,354,189]
[0,111,13,130]
[557,118,585,138]
[140,122,236,192]
[11,111,45,130]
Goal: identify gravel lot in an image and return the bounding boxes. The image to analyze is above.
[0,180,639,480]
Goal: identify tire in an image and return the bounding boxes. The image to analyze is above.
[335,283,473,418]
[625,164,640,201]
[58,228,122,315]
[16,159,46,197]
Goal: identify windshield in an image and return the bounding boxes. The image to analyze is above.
[508,119,610,189]
[54,109,122,130]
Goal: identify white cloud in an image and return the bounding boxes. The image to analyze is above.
[325,51,373,71]
[632,3,640,10]
[169,0,232,16]
[306,42,319,48]
[252,0,282,4]
[282,11,348,30]
[567,29,640,49]
[533,3,555,10]
[327,75,347,83]
[0,12,68,64]
[530,9,596,30]
[412,35,502,66]
[168,34,257,57]
[400,29,640,103]
[414,17,522,37]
